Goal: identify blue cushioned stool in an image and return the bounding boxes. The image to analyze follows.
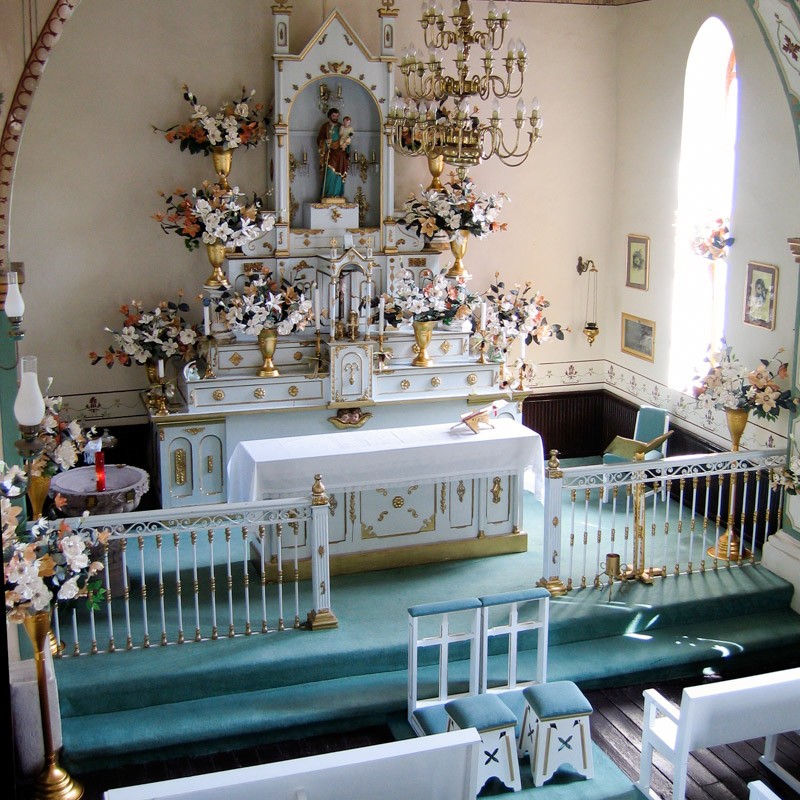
[518,681,594,787]
[446,693,521,793]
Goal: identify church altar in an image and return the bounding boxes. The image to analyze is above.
[143,4,543,576]
[228,420,542,574]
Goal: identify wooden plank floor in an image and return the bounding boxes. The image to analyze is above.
[51,670,800,800]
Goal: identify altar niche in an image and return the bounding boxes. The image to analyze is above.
[287,77,381,231]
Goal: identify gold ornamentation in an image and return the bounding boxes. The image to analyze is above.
[439,340,451,354]
[207,456,214,474]
[174,449,187,486]
[553,517,559,527]
[400,379,410,390]
[466,373,478,385]
[289,190,299,226]
[345,362,360,385]
[320,61,351,74]
[354,186,369,228]
[411,343,421,355]
[254,388,265,399]
[212,389,225,401]
[288,385,299,397]
[457,480,466,503]
[330,207,342,222]
[204,239,229,289]
[184,427,205,435]
[258,329,280,377]
[393,496,404,509]
[362,524,377,539]
[420,515,435,532]
[349,493,356,523]
[328,410,372,429]
[293,351,303,361]
[440,483,446,513]
[430,376,441,388]
[329,493,338,516]
[491,477,503,504]
[311,474,328,505]
[408,257,426,267]
[230,352,244,366]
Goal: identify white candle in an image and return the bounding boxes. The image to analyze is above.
[480,301,487,331]
[203,303,211,336]
[351,289,358,313]
[378,297,385,333]
[365,281,372,321]
[520,336,526,361]
[157,359,165,379]
[329,282,336,330]
[313,284,320,331]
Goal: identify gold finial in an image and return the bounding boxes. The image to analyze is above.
[547,449,563,479]
[312,474,329,505]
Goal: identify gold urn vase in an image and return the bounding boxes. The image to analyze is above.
[211,146,232,191]
[22,611,84,800]
[725,407,749,452]
[258,328,280,377]
[446,231,470,278]
[412,320,437,368]
[426,154,445,192]
[204,239,229,289]
[27,474,51,520]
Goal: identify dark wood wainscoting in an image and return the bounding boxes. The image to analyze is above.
[522,390,723,460]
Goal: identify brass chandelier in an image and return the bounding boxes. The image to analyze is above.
[385,0,543,179]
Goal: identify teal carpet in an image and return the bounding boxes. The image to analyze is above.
[46,484,800,773]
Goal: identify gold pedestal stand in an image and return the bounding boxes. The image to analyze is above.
[23,611,83,800]
[621,453,664,585]
[707,408,752,563]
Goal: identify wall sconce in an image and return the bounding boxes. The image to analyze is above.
[318,83,344,115]
[288,150,308,182]
[350,150,379,183]
[576,256,599,347]
[14,355,45,463]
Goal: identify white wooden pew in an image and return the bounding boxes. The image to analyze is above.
[637,667,800,800]
[103,728,481,800]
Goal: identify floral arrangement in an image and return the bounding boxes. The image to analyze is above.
[153,183,275,252]
[691,218,734,260]
[90,294,199,368]
[401,177,507,240]
[217,271,314,336]
[771,443,800,496]
[154,85,269,154]
[30,394,95,479]
[484,275,565,349]
[694,341,798,421]
[389,269,479,323]
[4,516,107,622]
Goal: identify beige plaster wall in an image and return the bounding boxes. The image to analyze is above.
[4,0,799,438]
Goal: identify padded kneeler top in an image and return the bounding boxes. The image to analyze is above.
[445,693,517,731]
[522,681,593,720]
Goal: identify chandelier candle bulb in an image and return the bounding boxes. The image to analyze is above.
[95,450,106,492]
[488,1,497,19]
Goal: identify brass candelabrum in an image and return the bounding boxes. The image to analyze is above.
[476,329,489,364]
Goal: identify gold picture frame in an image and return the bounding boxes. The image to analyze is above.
[621,313,655,362]
[743,261,778,330]
[626,234,650,290]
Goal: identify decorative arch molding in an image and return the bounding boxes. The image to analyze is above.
[0,0,83,275]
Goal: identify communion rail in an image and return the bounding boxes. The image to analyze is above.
[541,449,786,592]
[50,477,333,657]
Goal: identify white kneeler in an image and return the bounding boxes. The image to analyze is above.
[518,681,594,787]
[445,694,521,793]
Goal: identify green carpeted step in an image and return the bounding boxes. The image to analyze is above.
[61,606,800,772]
[54,565,794,719]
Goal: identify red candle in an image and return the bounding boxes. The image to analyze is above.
[95,451,106,492]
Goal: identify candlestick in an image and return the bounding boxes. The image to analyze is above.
[95,451,106,492]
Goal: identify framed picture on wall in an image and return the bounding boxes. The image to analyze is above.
[621,313,655,361]
[743,261,778,330]
[626,234,650,290]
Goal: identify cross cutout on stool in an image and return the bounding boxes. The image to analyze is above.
[557,734,573,751]
[484,748,499,765]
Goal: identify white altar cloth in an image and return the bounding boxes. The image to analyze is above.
[228,419,544,504]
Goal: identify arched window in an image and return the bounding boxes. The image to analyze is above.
[669,18,738,391]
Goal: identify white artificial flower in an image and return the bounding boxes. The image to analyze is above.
[191,104,208,120]
[179,329,197,346]
[57,576,80,600]
[234,103,249,118]
[276,320,293,336]
[66,420,82,439]
[53,440,78,470]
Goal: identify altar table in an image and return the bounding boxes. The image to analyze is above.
[228,420,543,573]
